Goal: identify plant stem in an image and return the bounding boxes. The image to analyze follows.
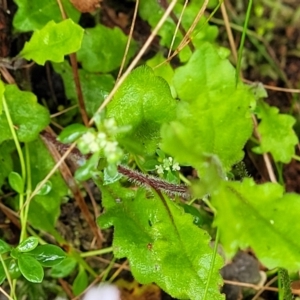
[0,255,15,300]
[203,228,220,300]
[236,0,253,84]
[2,96,27,243]
[102,257,116,282]
[20,143,32,242]
[80,247,113,258]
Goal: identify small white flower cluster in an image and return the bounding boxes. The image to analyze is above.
[77,118,123,164]
[155,157,180,174]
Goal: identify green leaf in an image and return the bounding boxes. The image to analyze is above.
[106,65,177,155]
[77,24,137,73]
[0,265,5,285]
[50,257,77,278]
[53,60,115,117]
[146,53,175,90]
[278,268,293,300]
[27,138,69,234]
[7,258,21,280]
[139,0,218,54]
[17,237,39,253]
[0,85,50,144]
[0,258,20,284]
[0,239,11,254]
[182,204,213,230]
[0,141,14,187]
[72,266,88,296]
[57,123,87,144]
[74,152,100,181]
[28,245,66,267]
[211,178,300,271]
[253,100,298,163]
[10,249,20,259]
[20,19,84,65]
[18,254,44,283]
[98,183,224,300]
[13,0,80,32]
[8,172,24,194]
[36,181,52,196]
[103,166,122,185]
[0,79,4,114]
[161,42,255,174]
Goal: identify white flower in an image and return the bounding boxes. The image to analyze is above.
[104,118,117,132]
[96,132,107,147]
[106,147,123,164]
[155,165,164,174]
[172,162,180,171]
[104,141,123,163]
[81,131,96,144]
[89,141,100,152]
[156,156,180,174]
[104,141,118,154]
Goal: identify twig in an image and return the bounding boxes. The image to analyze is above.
[0,287,14,300]
[69,53,89,126]
[58,278,74,299]
[243,79,300,94]
[224,279,300,295]
[220,0,237,63]
[176,0,209,52]
[167,0,189,58]
[252,276,278,300]
[251,115,277,183]
[117,165,190,199]
[56,0,89,126]
[117,0,139,81]
[39,131,190,199]
[40,129,103,248]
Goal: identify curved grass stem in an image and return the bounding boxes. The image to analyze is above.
[2,96,27,242]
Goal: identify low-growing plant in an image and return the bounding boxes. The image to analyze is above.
[0,0,299,299]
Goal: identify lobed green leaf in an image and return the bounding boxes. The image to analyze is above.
[13,0,80,32]
[77,24,137,73]
[53,60,115,117]
[278,268,293,300]
[98,183,224,300]
[27,138,69,234]
[0,80,4,114]
[106,65,177,155]
[0,141,14,187]
[253,100,298,163]
[211,178,300,271]
[161,43,255,175]
[139,0,218,58]
[20,19,84,65]
[0,85,50,144]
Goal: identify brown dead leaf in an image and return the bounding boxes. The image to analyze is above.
[70,0,101,13]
